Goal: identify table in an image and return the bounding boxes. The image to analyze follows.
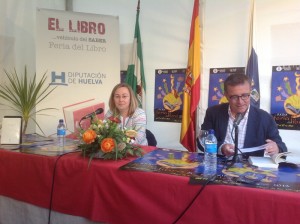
[1,147,300,224]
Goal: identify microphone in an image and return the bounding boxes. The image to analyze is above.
[233,113,244,127]
[81,108,104,120]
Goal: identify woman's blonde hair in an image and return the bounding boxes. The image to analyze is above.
[108,83,138,117]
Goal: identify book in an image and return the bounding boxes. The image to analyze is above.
[63,99,105,134]
[20,138,79,156]
[22,133,53,143]
[248,152,291,168]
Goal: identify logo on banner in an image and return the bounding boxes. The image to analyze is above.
[50,71,68,86]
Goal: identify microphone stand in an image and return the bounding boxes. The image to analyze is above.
[79,116,94,129]
[233,125,239,163]
[227,125,239,168]
[78,118,84,129]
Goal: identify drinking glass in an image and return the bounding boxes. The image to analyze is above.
[197,130,209,151]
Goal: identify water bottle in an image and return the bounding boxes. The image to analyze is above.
[203,129,217,177]
[57,119,66,149]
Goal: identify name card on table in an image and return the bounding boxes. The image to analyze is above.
[0,116,22,145]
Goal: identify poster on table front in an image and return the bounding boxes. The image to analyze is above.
[154,68,186,123]
[121,148,300,192]
[35,9,120,136]
[271,65,300,130]
[208,67,245,107]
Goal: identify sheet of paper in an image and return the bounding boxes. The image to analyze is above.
[240,144,267,153]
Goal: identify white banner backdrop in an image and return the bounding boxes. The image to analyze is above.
[36,9,120,136]
[0,36,16,116]
[0,36,15,71]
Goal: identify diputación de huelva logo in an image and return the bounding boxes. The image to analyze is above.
[49,71,68,86]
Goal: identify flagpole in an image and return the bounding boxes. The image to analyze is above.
[248,0,254,58]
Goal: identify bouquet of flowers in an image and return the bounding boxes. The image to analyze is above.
[78,116,144,163]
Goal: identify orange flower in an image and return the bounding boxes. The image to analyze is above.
[82,129,97,144]
[101,138,115,153]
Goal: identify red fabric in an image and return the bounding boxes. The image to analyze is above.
[1,147,300,224]
[0,150,56,208]
[180,111,197,152]
[177,185,300,224]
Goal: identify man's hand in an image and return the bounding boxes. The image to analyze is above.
[264,139,279,156]
[221,143,235,156]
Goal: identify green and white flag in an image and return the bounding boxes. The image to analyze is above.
[125,0,146,109]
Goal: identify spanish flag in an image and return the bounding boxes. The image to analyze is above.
[180,0,200,152]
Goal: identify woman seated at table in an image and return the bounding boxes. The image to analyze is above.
[104,83,148,146]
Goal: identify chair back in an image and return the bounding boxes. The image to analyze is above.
[146,129,157,146]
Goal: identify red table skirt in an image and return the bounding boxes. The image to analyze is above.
[1,147,300,224]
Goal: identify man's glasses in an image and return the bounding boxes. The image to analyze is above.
[229,93,250,101]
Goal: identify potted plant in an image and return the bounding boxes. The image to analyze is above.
[0,66,57,135]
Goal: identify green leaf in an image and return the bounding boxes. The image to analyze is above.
[0,66,58,134]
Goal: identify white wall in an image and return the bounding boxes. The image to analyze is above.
[0,0,65,71]
[0,0,66,131]
[1,0,299,152]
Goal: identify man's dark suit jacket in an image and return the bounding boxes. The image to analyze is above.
[201,103,287,157]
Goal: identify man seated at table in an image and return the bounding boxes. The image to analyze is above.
[200,73,287,158]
